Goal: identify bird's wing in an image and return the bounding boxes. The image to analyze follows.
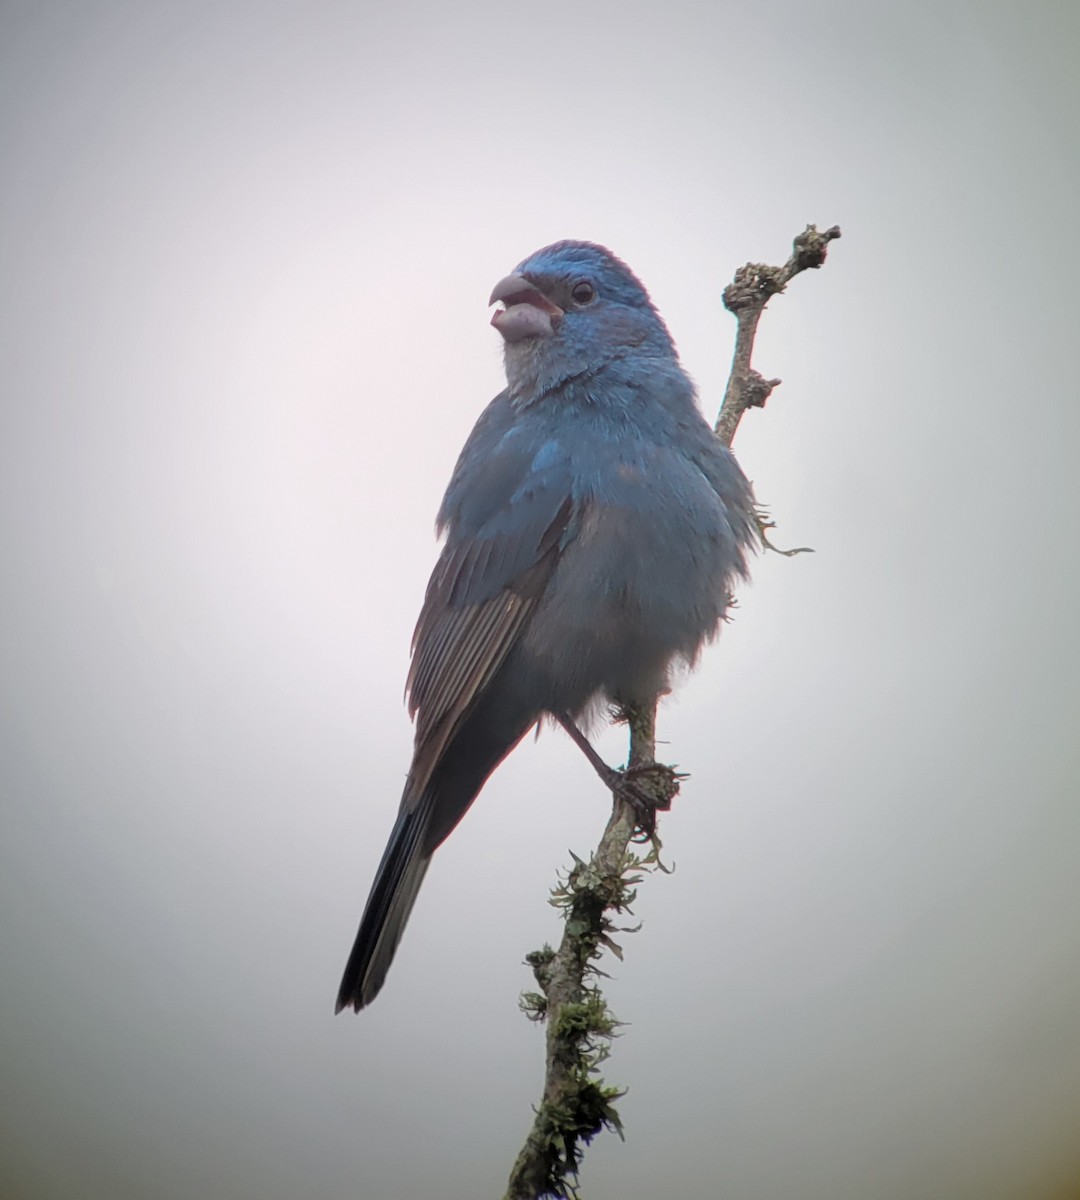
[404,437,577,801]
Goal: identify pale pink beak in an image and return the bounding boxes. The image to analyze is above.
[489,273,563,342]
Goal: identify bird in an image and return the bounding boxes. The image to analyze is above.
[336,240,757,1013]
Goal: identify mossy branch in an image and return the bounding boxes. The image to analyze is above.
[505,224,841,1200]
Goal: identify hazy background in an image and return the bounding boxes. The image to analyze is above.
[2,2,1078,1197]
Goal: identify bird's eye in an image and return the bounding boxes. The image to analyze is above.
[570,280,596,306]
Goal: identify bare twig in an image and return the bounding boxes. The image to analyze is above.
[715,223,841,446]
[506,224,841,1200]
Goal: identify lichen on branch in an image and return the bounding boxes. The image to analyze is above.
[506,223,841,1200]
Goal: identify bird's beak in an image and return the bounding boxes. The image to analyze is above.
[489,273,563,342]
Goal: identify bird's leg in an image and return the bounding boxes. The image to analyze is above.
[555,713,627,788]
[554,712,682,839]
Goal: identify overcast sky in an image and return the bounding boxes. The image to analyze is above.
[2,2,1079,1198]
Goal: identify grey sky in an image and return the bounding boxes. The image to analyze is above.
[2,2,1079,1197]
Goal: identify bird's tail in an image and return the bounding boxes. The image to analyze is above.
[335,800,433,1013]
[336,677,537,1013]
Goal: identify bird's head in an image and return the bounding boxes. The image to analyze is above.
[489,241,678,402]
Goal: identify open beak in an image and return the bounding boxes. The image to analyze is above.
[489,273,563,342]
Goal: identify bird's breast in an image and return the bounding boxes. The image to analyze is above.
[516,475,734,711]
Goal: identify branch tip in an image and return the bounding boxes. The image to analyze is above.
[790,223,842,273]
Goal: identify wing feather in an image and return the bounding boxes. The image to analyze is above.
[402,495,574,803]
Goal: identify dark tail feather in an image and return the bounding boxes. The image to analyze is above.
[336,677,537,1013]
[335,803,432,1013]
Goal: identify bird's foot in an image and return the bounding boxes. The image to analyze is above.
[554,711,686,841]
[604,762,685,842]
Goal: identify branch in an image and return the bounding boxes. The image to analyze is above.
[505,224,841,1200]
[715,223,841,446]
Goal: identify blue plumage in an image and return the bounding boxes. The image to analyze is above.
[336,241,757,1012]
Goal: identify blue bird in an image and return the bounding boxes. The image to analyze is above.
[336,241,757,1012]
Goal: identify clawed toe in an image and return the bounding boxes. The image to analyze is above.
[607,763,684,840]
[554,711,684,839]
